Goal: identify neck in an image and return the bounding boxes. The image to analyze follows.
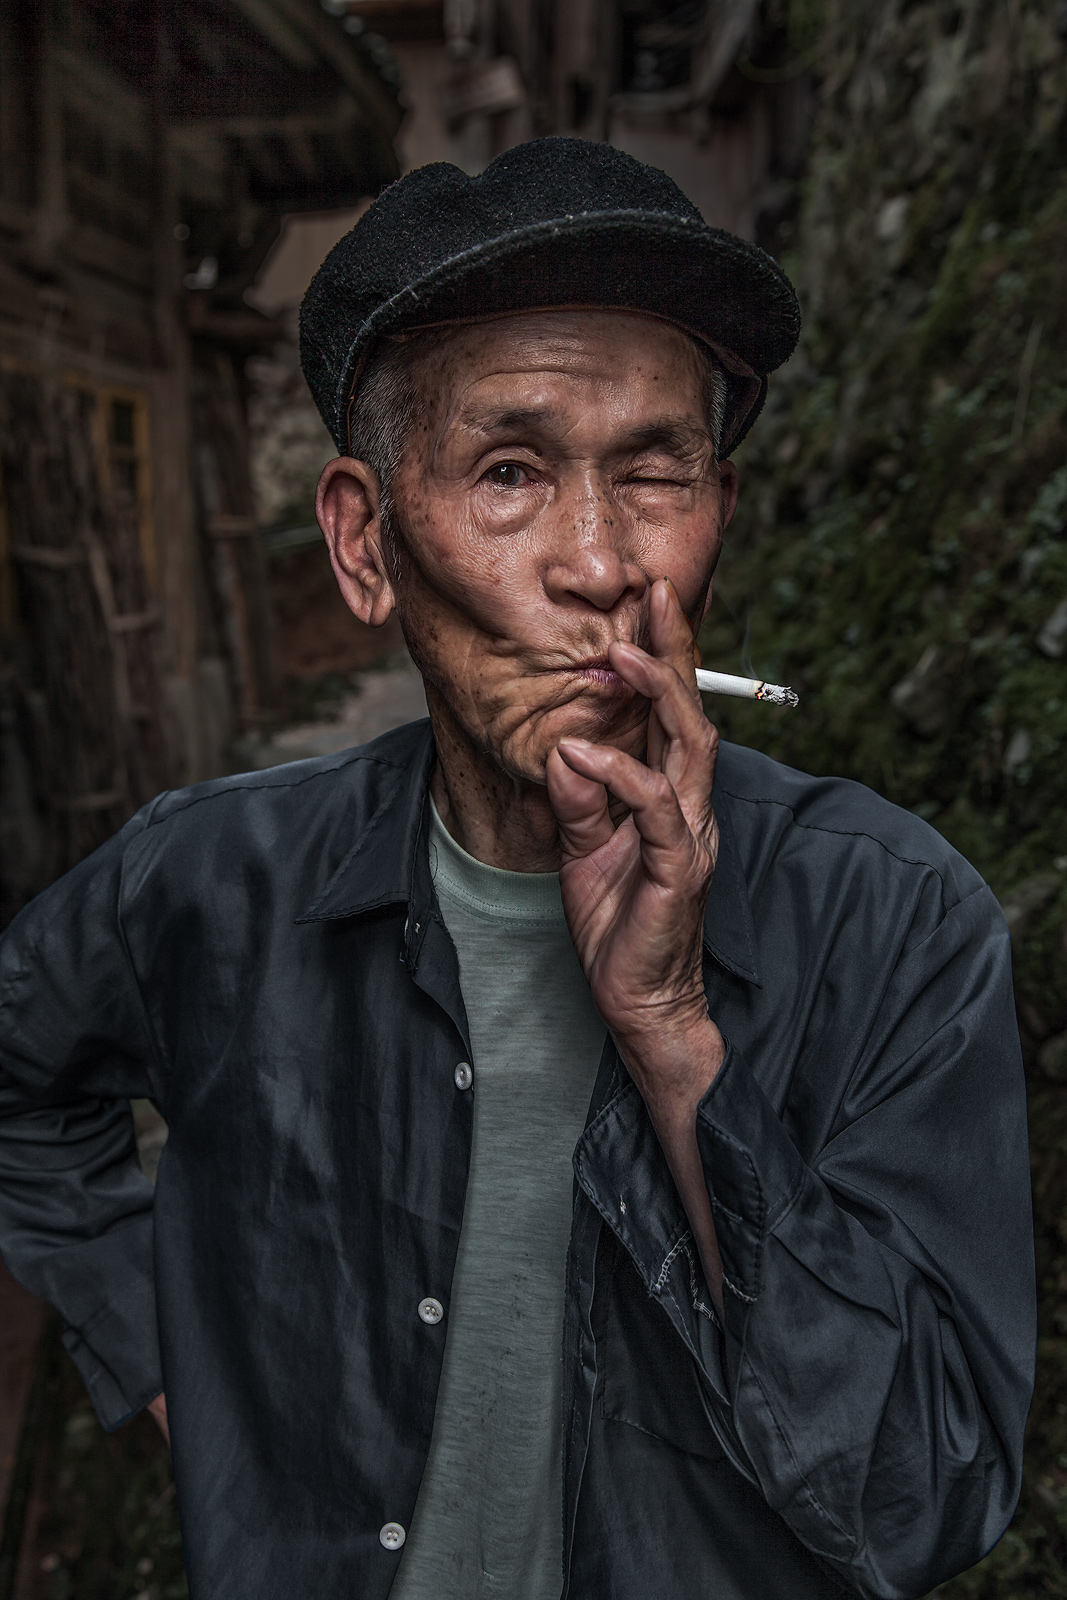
[426,685,567,872]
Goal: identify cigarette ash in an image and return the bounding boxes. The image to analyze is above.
[756,683,800,708]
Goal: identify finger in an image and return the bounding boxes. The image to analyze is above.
[608,645,704,738]
[555,739,695,882]
[647,579,698,772]
[546,744,616,860]
[651,578,700,689]
[606,643,718,817]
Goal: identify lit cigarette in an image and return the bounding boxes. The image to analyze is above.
[695,668,799,708]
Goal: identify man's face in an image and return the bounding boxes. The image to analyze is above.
[382,310,737,782]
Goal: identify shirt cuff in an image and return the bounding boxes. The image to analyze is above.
[573,1073,727,1392]
[33,1218,163,1432]
[695,1039,807,1306]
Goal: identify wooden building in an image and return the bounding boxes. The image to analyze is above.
[0,0,401,924]
[345,0,805,245]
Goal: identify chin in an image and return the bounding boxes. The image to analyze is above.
[494,696,647,782]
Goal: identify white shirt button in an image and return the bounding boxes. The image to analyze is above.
[379,1522,406,1551]
[454,1060,473,1090]
[418,1296,444,1325]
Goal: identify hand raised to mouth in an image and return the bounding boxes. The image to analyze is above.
[547,576,720,1059]
[546,577,727,1310]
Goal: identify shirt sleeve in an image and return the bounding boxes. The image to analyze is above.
[0,809,164,1430]
[576,881,1035,1600]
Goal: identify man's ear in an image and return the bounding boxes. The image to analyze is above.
[316,457,396,627]
[718,458,740,529]
[699,460,740,624]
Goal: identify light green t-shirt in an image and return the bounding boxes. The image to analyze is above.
[389,802,606,1600]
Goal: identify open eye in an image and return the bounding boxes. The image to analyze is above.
[484,461,527,488]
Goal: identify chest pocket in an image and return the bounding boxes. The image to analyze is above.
[594,1228,730,1463]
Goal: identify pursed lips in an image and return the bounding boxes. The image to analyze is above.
[487,644,647,689]
[567,655,629,687]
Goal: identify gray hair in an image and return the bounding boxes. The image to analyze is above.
[345,334,434,566]
[347,324,728,534]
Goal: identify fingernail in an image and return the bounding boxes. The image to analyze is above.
[661,577,686,615]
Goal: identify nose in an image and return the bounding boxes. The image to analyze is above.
[544,546,648,611]
[543,491,647,613]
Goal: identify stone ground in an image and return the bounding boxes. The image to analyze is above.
[238,655,428,770]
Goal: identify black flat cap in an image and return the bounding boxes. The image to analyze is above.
[300,136,800,457]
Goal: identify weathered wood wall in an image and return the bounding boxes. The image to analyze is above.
[0,0,401,927]
[0,373,171,896]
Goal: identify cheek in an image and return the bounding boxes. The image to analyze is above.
[638,515,720,605]
[468,482,547,540]
[395,501,541,637]
[671,540,719,603]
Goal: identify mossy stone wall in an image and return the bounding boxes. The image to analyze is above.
[700,3,1067,1590]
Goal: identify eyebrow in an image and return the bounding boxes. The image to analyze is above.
[458,406,709,456]
[459,404,559,434]
[615,420,709,457]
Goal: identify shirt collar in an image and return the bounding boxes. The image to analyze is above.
[297,718,761,986]
[296,722,436,923]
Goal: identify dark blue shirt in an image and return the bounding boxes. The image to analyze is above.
[0,721,1035,1599]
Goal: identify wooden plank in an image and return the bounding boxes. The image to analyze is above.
[0,199,31,238]
[33,21,67,266]
[52,46,149,142]
[91,383,158,596]
[66,170,154,236]
[268,0,403,134]
[191,348,281,726]
[0,371,175,865]
[690,0,761,104]
[170,93,362,138]
[230,0,321,69]
[442,57,526,120]
[0,443,14,641]
[63,225,154,293]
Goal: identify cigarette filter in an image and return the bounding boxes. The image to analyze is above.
[695,668,799,708]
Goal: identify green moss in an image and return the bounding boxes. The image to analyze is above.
[700,2,1067,1590]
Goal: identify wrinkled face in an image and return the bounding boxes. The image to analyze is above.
[388,309,736,782]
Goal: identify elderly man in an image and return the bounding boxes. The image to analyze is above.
[0,139,1033,1600]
